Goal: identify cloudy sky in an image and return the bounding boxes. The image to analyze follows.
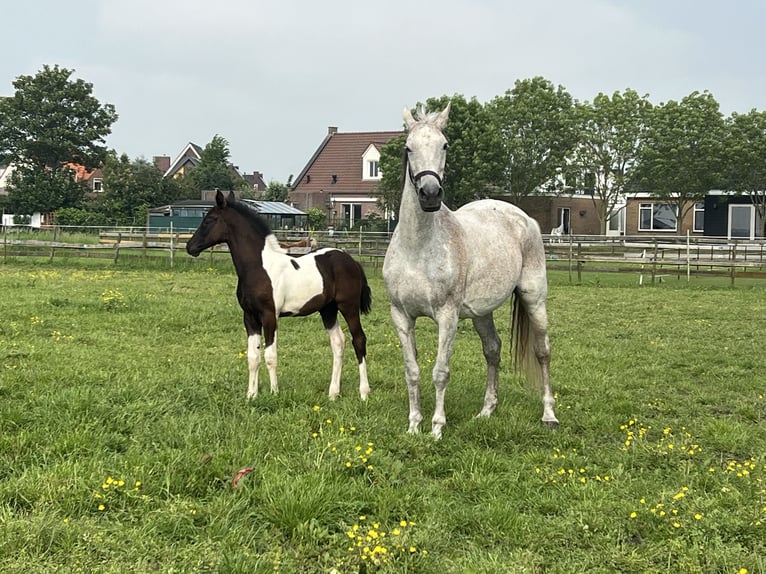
[2,1,764,183]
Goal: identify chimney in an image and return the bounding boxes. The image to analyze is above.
[153,156,171,174]
[328,126,338,135]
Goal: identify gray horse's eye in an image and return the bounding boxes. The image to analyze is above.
[405,146,412,153]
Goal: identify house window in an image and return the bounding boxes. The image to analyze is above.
[368,160,380,179]
[93,178,103,192]
[639,203,677,232]
[342,203,363,229]
[693,202,704,233]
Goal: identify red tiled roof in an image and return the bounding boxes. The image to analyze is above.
[292,130,402,193]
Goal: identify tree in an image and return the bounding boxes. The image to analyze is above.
[486,77,580,202]
[376,132,407,218]
[305,207,327,230]
[723,109,766,236]
[6,164,88,214]
[188,135,242,192]
[96,154,184,225]
[635,91,726,233]
[262,180,289,202]
[0,64,117,213]
[570,89,652,233]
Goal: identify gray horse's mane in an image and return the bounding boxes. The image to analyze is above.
[412,104,443,124]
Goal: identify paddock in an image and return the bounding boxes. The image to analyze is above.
[0,259,764,572]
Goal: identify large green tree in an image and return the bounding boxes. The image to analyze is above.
[0,64,117,213]
[571,89,653,233]
[486,77,580,202]
[635,91,726,233]
[723,109,766,235]
[188,135,244,193]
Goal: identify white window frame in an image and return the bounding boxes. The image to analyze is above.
[693,202,704,233]
[638,203,678,232]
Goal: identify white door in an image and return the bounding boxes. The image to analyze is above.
[606,205,625,236]
[728,204,755,239]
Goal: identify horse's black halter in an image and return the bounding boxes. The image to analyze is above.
[405,149,444,189]
[408,167,444,188]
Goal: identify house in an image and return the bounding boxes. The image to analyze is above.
[154,143,204,179]
[623,193,704,236]
[501,193,606,236]
[64,163,104,195]
[702,191,764,239]
[154,143,266,193]
[288,127,402,229]
[0,164,15,195]
[242,171,267,195]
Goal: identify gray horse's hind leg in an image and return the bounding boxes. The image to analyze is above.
[472,314,501,418]
[519,295,559,429]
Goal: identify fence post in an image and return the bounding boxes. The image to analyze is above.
[576,242,582,283]
[170,223,174,268]
[651,239,658,284]
[114,232,121,263]
[49,226,57,262]
[730,240,737,286]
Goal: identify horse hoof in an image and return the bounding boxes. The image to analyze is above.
[543,419,559,430]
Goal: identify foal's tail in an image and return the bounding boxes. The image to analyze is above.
[511,291,542,389]
[358,264,372,315]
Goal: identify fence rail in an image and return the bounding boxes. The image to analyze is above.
[3,225,766,284]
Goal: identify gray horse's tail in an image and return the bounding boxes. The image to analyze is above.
[511,292,542,389]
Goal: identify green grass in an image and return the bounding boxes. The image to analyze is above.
[0,259,765,573]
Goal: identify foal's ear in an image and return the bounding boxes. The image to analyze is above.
[434,102,450,131]
[403,106,417,130]
[215,189,226,207]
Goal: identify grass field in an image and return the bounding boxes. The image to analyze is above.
[1,258,765,573]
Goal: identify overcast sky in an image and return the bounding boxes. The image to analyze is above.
[3,1,765,183]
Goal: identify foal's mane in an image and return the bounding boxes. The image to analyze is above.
[226,198,273,239]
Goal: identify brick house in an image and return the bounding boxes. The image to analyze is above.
[288,127,402,229]
[153,143,265,193]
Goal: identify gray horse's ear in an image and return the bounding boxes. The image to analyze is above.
[215,189,225,207]
[403,106,417,130]
[434,102,450,131]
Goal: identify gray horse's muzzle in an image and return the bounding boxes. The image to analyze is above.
[413,170,444,212]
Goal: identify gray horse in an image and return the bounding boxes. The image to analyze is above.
[382,104,559,438]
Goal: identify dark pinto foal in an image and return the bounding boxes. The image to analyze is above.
[186,190,372,400]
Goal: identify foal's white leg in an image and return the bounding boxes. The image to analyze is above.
[431,310,459,439]
[390,306,421,433]
[357,357,370,401]
[326,321,345,400]
[246,333,261,400]
[264,331,278,394]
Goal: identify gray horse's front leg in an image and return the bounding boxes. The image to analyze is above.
[390,306,422,433]
[431,310,459,439]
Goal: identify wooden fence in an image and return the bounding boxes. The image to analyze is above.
[3,226,766,284]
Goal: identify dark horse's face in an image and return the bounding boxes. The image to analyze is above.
[186,190,230,257]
